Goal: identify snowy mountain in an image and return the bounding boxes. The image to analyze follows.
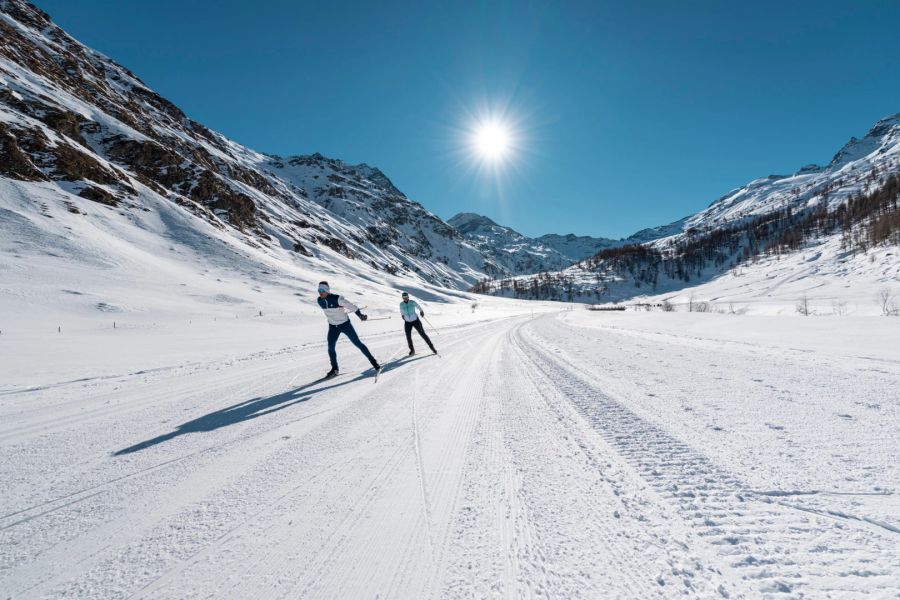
[3,0,897,319]
[681,113,900,233]
[0,0,492,296]
[475,114,900,309]
[448,212,620,275]
[624,216,689,244]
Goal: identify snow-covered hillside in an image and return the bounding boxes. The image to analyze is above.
[0,0,495,296]
[684,114,900,232]
[476,115,900,309]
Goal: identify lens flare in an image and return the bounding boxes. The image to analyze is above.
[474,121,510,160]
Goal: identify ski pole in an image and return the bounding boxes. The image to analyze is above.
[387,342,408,362]
[422,315,441,336]
[364,316,392,321]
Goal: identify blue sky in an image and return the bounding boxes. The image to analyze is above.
[34,1,900,239]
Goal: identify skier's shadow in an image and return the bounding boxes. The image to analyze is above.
[112,355,426,456]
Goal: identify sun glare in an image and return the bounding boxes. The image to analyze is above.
[473,121,510,161]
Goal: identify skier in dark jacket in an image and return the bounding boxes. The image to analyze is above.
[317,281,380,378]
[399,291,437,356]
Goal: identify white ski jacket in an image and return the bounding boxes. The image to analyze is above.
[317,293,360,326]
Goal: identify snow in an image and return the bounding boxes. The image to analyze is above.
[3,158,897,598]
[486,223,900,314]
[2,255,899,598]
[1,2,898,596]
[447,212,619,276]
[678,114,900,236]
[1,140,898,600]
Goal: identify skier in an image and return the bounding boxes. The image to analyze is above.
[399,291,437,356]
[316,281,380,379]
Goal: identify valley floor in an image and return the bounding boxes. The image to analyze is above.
[1,309,899,598]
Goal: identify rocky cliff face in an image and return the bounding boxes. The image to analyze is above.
[448,211,690,276]
[0,0,488,288]
[448,212,620,276]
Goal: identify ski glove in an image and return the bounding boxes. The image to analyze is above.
[419,311,424,317]
[357,310,368,321]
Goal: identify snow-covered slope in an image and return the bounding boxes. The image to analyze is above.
[683,113,900,233]
[624,216,689,244]
[476,114,900,308]
[448,212,619,276]
[0,0,492,298]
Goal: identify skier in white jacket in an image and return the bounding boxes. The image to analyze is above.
[316,281,380,379]
[399,291,436,356]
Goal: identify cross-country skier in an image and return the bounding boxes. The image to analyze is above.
[399,292,437,356]
[317,281,380,379]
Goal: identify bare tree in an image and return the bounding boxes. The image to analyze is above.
[796,295,810,316]
[661,299,674,312]
[878,288,898,316]
[831,300,848,316]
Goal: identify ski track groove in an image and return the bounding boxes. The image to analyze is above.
[452,322,695,597]
[412,366,437,557]
[515,314,900,599]
[418,338,482,599]
[276,325,506,600]
[3,328,477,598]
[1,366,355,596]
[504,327,661,596]
[116,322,493,600]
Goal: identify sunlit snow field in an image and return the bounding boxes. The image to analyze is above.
[2,259,899,598]
[2,171,899,598]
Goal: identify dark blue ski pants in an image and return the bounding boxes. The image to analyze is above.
[327,321,376,369]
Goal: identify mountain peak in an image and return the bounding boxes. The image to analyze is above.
[279,154,404,197]
[828,112,900,169]
[448,212,502,234]
[0,0,51,29]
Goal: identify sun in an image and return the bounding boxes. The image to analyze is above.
[473,121,510,161]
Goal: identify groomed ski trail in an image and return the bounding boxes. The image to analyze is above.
[1,313,898,598]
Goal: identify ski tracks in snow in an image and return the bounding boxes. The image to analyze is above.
[1,312,898,598]
[514,314,900,598]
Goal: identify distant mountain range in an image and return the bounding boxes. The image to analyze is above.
[474,114,900,302]
[447,213,685,276]
[447,213,617,275]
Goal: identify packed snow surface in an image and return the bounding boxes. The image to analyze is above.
[2,304,898,598]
